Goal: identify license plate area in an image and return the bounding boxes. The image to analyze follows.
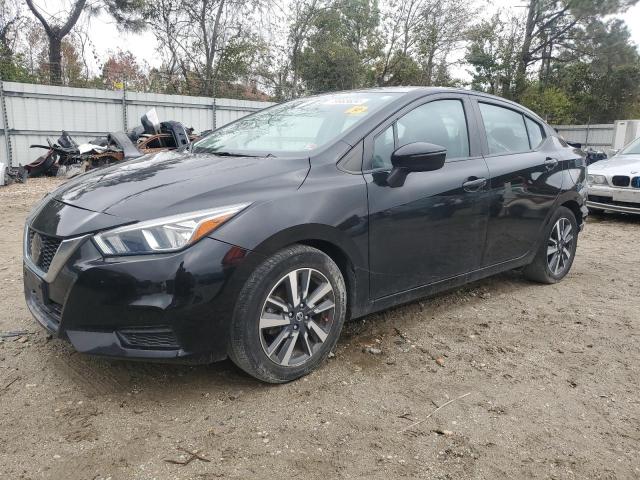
[24,266,47,306]
[612,190,640,203]
[23,265,61,334]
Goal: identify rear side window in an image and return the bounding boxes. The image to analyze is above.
[525,117,545,149]
[479,103,530,155]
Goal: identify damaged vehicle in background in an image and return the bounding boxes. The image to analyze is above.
[587,136,640,215]
[23,88,587,383]
[26,109,199,178]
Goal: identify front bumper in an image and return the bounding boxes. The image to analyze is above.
[23,206,263,363]
[587,185,640,214]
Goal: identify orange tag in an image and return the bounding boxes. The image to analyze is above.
[344,105,368,115]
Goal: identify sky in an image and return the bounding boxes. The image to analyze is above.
[30,0,640,75]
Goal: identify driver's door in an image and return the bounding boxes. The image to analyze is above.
[365,94,490,299]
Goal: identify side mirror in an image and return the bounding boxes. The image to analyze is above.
[387,142,446,187]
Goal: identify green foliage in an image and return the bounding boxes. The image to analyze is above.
[465,12,522,99]
[296,0,382,93]
[0,49,32,82]
[381,52,423,86]
[545,19,640,123]
[520,85,574,124]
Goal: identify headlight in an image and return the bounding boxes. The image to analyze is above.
[93,203,250,256]
[587,174,607,185]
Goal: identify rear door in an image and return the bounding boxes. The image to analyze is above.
[471,98,563,266]
[365,94,490,299]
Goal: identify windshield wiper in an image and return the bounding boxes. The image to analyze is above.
[198,149,258,157]
[211,151,249,157]
[193,146,274,158]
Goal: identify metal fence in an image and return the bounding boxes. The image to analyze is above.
[0,82,631,167]
[553,123,614,150]
[0,81,274,167]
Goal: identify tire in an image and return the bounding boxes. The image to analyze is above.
[26,152,56,177]
[228,244,346,383]
[523,206,578,284]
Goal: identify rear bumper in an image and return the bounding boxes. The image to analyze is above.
[24,235,263,363]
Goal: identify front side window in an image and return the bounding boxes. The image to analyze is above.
[397,100,470,159]
[479,103,530,155]
[369,99,470,170]
[194,92,400,156]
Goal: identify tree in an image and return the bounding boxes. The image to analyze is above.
[146,0,273,97]
[520,85,573,123]
[294,0,382,93]
[24,0,86,85]
[466,12,522,98]
[25,0,146,85]
[102,49,149,90]
[513,0,639,100]
[376,0,474,87]
[548,18,640,122]
[0,0,30,80]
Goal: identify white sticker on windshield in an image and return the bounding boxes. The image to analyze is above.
[323,97,370,105]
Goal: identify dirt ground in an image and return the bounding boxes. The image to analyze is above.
[0,177,638,480]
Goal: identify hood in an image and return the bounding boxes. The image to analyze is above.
[52,150,310,221]
[588,155,640,175]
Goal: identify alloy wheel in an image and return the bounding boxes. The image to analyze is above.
[259,268,336,367]
[547,217,574,276]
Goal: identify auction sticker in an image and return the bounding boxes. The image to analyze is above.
[344,105,368,115]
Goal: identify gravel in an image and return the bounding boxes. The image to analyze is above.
[1,177,639,479]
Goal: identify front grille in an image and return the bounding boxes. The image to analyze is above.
[117,327,179,350]
[612,175,630,187]
[632,177,640,188]
[27,229,62,273]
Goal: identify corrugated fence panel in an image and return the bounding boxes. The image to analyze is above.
[215,98,269,128]
[125,91,216,133]
[0,81,274,166]
[553,124,614,149]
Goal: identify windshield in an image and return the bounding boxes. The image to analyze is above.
[619,137,640,155]
[193,92,401,155]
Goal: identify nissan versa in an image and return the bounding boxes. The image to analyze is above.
[23,88,587,383]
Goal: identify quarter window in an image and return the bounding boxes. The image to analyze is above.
[525,117,545,149]
[371,125,395,170]
[479,103,530,155]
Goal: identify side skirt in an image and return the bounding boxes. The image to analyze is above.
[357,253,534,319]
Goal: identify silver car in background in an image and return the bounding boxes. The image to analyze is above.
[587,137,640,214]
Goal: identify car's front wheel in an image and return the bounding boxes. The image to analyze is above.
[228,244,346,383]
[523,206,578,284]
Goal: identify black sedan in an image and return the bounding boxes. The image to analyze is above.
[23,87,587,382]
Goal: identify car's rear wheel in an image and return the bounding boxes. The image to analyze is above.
[228,244,346,383]
[523,206,578,284]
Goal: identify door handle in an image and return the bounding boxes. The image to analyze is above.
[544,157,558,170]
[462,177,487,192]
